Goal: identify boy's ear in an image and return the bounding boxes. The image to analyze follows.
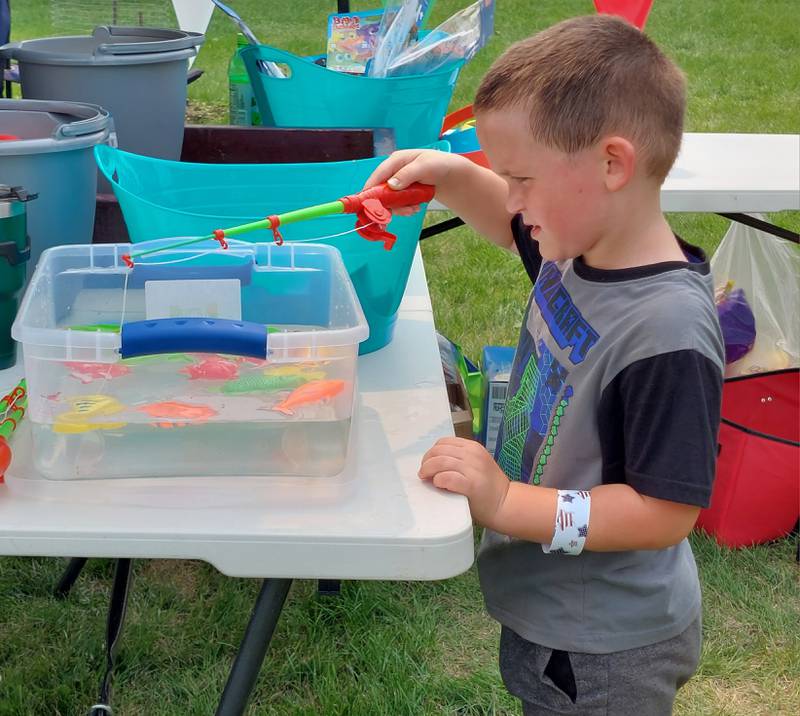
[600,136,636,192]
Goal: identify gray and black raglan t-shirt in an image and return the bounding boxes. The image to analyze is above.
[477,215,724,654]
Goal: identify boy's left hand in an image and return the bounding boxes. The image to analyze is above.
[418,437,510,528]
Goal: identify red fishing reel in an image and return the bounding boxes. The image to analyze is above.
[339,182,435,250]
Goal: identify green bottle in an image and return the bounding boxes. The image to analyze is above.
[228,34,261,126]
[0,186,34,370]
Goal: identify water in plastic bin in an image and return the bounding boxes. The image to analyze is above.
[36,352,353,480]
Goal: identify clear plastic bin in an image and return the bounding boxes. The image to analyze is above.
[11,240,368,480]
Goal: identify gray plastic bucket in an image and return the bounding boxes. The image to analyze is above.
[0,99,111,277]
[0,26,204,193]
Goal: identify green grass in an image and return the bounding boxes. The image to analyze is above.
[4,1,800,714]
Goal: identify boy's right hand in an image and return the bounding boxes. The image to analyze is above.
[363,149,465,216]
[363,148,515,251]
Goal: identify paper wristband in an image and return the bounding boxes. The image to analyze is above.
[542,490,591,556]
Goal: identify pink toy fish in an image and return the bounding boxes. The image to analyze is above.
[272,379,345,416]
[135,401,217,428]
[181,357,239,380]
[67,362,131,384]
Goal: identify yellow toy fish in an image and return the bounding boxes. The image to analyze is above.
[264,365,327,380]
[53,395,127,434]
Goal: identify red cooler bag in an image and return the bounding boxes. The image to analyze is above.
[696,369,799,547]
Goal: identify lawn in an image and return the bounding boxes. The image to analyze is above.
[2,1,799,715]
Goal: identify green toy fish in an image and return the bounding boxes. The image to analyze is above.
[221,374,307,395]
[122,353,193,366]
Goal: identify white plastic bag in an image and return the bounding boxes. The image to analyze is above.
[710,216,800,377]
[385,1,482,77]
[369,0,427,78]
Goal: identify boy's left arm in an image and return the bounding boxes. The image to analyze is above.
[419,439,698,550]
[419,349,723,551]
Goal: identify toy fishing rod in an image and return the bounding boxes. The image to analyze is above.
[122,182,435,267]
[0,379,27,482]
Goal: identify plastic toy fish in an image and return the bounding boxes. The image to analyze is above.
[122,353,193,366]
[221,374,307,395]
[53,394,127,434]
[272,379,345,416]
[69,323,121,333]
[67,362,131,384]
[181,356,239,380]
[135,400,217,428]
[264,365,327,381]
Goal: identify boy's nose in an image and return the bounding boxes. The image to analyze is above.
[505,186,525,215]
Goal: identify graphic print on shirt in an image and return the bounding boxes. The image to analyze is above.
[534,261,599,364]
[495,262,596,484]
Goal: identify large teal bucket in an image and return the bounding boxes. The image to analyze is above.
[95,143,448,354]
[240,45,462,150]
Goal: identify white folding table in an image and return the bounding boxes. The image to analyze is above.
[0,248,474,715]
[661,132,799,213]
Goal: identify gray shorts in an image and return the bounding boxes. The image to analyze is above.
[500,616,702,716]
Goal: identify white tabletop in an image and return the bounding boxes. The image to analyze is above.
[429,132,800,213]
[0,249,475,580]
[662,133,800,212]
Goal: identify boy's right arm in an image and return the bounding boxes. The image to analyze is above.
[364,150,517,251]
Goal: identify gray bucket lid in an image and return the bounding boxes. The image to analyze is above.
[0,99,111,155]
[0,25,204,66]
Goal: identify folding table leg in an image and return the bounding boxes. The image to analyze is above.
[54,557,89,598]
[317,579,341,596]
[215,578,293,716]
[89,559,133,716]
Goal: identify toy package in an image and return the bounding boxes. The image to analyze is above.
[326,9,385,74]
[383,0,494,77]
[479,346,516,454]
[368,0,433,77]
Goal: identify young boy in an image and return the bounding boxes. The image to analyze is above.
[366,14,723,715]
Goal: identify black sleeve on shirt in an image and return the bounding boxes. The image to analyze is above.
[511,213,543,285]
[597,350,722,507]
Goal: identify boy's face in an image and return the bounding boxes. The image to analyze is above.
[476,109,609,262]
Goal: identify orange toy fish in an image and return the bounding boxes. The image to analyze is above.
[67,361,131,384]
[135,401,217,428]
[272,379,345,416]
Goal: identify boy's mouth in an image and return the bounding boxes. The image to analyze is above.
[530,225,542,238]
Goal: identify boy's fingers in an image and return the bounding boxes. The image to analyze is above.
[432,471,470,495]
[435,436,480,450]
[363,150,421,189]
[419,455,463,479]
[363,161,401,189]
[420,443,468,464]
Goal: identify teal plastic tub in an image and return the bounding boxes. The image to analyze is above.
[240,44,462,150]
[95,143,447,354]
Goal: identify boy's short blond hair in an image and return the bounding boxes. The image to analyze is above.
[474,15,686,182]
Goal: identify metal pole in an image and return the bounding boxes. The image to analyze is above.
[54,557,89,598]
[215,578,293,716]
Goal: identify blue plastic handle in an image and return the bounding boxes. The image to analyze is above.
[120,318,268,359]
